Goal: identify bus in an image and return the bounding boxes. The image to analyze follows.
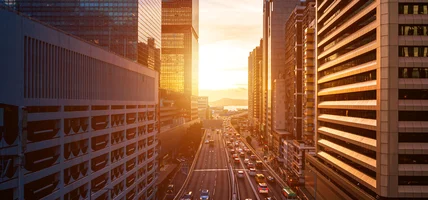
[282,187,297,200]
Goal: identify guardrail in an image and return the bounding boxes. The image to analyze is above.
[173,129,206,200]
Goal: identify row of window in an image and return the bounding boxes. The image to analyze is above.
[399,176,428,186]
[399,68,428,79]
[399,111,428,121]
[399,3,428,15]
[319,121,377,140]
[318,51,376,78]
[319,90,377,102]
[399,132,428,143]
[399,46,428,57]
[399,154,428,164]
[318,0,375,40]
[399,89,428,100]
[399,25,428,36]
[320,31,376,65]
[319,70,376,90]
[319,133,376,160]
[320,108,376,119]
[321,13,376,54]
[313,154,378,198]
[319,145,376,179]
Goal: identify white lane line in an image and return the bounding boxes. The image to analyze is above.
[213,188,216,196]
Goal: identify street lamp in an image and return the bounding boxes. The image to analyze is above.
[89,187,113,200]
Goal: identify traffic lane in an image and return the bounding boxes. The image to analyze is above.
[185,171,229,200]
[235,163,258,200]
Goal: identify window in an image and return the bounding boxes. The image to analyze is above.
[399,3,428,14]
[320,121,377,139]
[399,89,428,99]
[320,108,376,119]
[319,70,376,89]
[399,111,428,121]
[399,68,428,78]
[399,132,428,143]
[399,154,428,164]
[399,25,428,36]
[399,46,428,57]
[319,90,376,101]
[399,176,428,185]
[319,51,376,78]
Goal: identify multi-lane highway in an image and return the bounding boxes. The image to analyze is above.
[178,129,230,200]
[175,115,290,200]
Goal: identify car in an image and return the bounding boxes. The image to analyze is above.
[181,191,193,200]
[237,170,244,178]
[258,183,269,194]
[249,168,256,176]
[234,157,240,164]
[232,154,238,159]
[255,174,265,183]
[264,197,277,200]
[166,184,174,194]
[250,155,257,160]
[240,152,245,157]
[247,150,252,155]
[256,160,263,169]
[243,158,250,164]
[204,140,209,144]
[267,176,275,183]
[247,162,255,169]
[200,189,209,200]
[230,149,235,154]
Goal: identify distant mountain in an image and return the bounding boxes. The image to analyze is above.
[209,98,248,107]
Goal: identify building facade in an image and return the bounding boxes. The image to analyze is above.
[161,0,199,97]
[262,0,300,146]
[0,7,159,200]
[1,0,162,71]
[197,96,209,120]
[306,0,428,199]
[302,26,316,142]
[248,39,263,131]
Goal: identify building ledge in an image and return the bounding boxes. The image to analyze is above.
[399,143,428,154]
[399,121,428,132]
[318,80,377,96]
[318,114,376,130]
[318,100,376,110]
[399,164,428,176]
[318,139,376,170]
[399,100,428,111]
[318,126,376,150]
[399,79,428,89]
[318,151,377,190]
[398,186,428,198]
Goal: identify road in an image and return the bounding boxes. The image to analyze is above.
[225,120,285,200]
[180,129,230,200]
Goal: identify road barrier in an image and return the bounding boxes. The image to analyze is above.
[173,130,206,200]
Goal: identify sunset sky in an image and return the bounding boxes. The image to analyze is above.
[198,0,262,102]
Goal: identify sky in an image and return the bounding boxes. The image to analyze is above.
[198,0,263,102]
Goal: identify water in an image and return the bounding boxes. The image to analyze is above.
[224,106,248,111]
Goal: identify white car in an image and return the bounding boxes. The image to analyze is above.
[249,168,256,176]
[204,140,209,144]
[258,183,269,194]
[243,158,249,164]
[237,170,244,178]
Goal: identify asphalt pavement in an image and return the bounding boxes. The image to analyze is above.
[181,129,230,200]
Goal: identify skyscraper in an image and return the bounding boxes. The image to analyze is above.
[248,39,263,129]
[161,0,199,122]
[262,0,300,146]
[161,0,199,97]
[306,0,428,199]
[1,0,162,71]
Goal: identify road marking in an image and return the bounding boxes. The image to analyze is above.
[193,168,228,172]
[213,188,216,196]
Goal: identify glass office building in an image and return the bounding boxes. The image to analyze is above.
[1,0,161,71]
[161,0,199,97]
